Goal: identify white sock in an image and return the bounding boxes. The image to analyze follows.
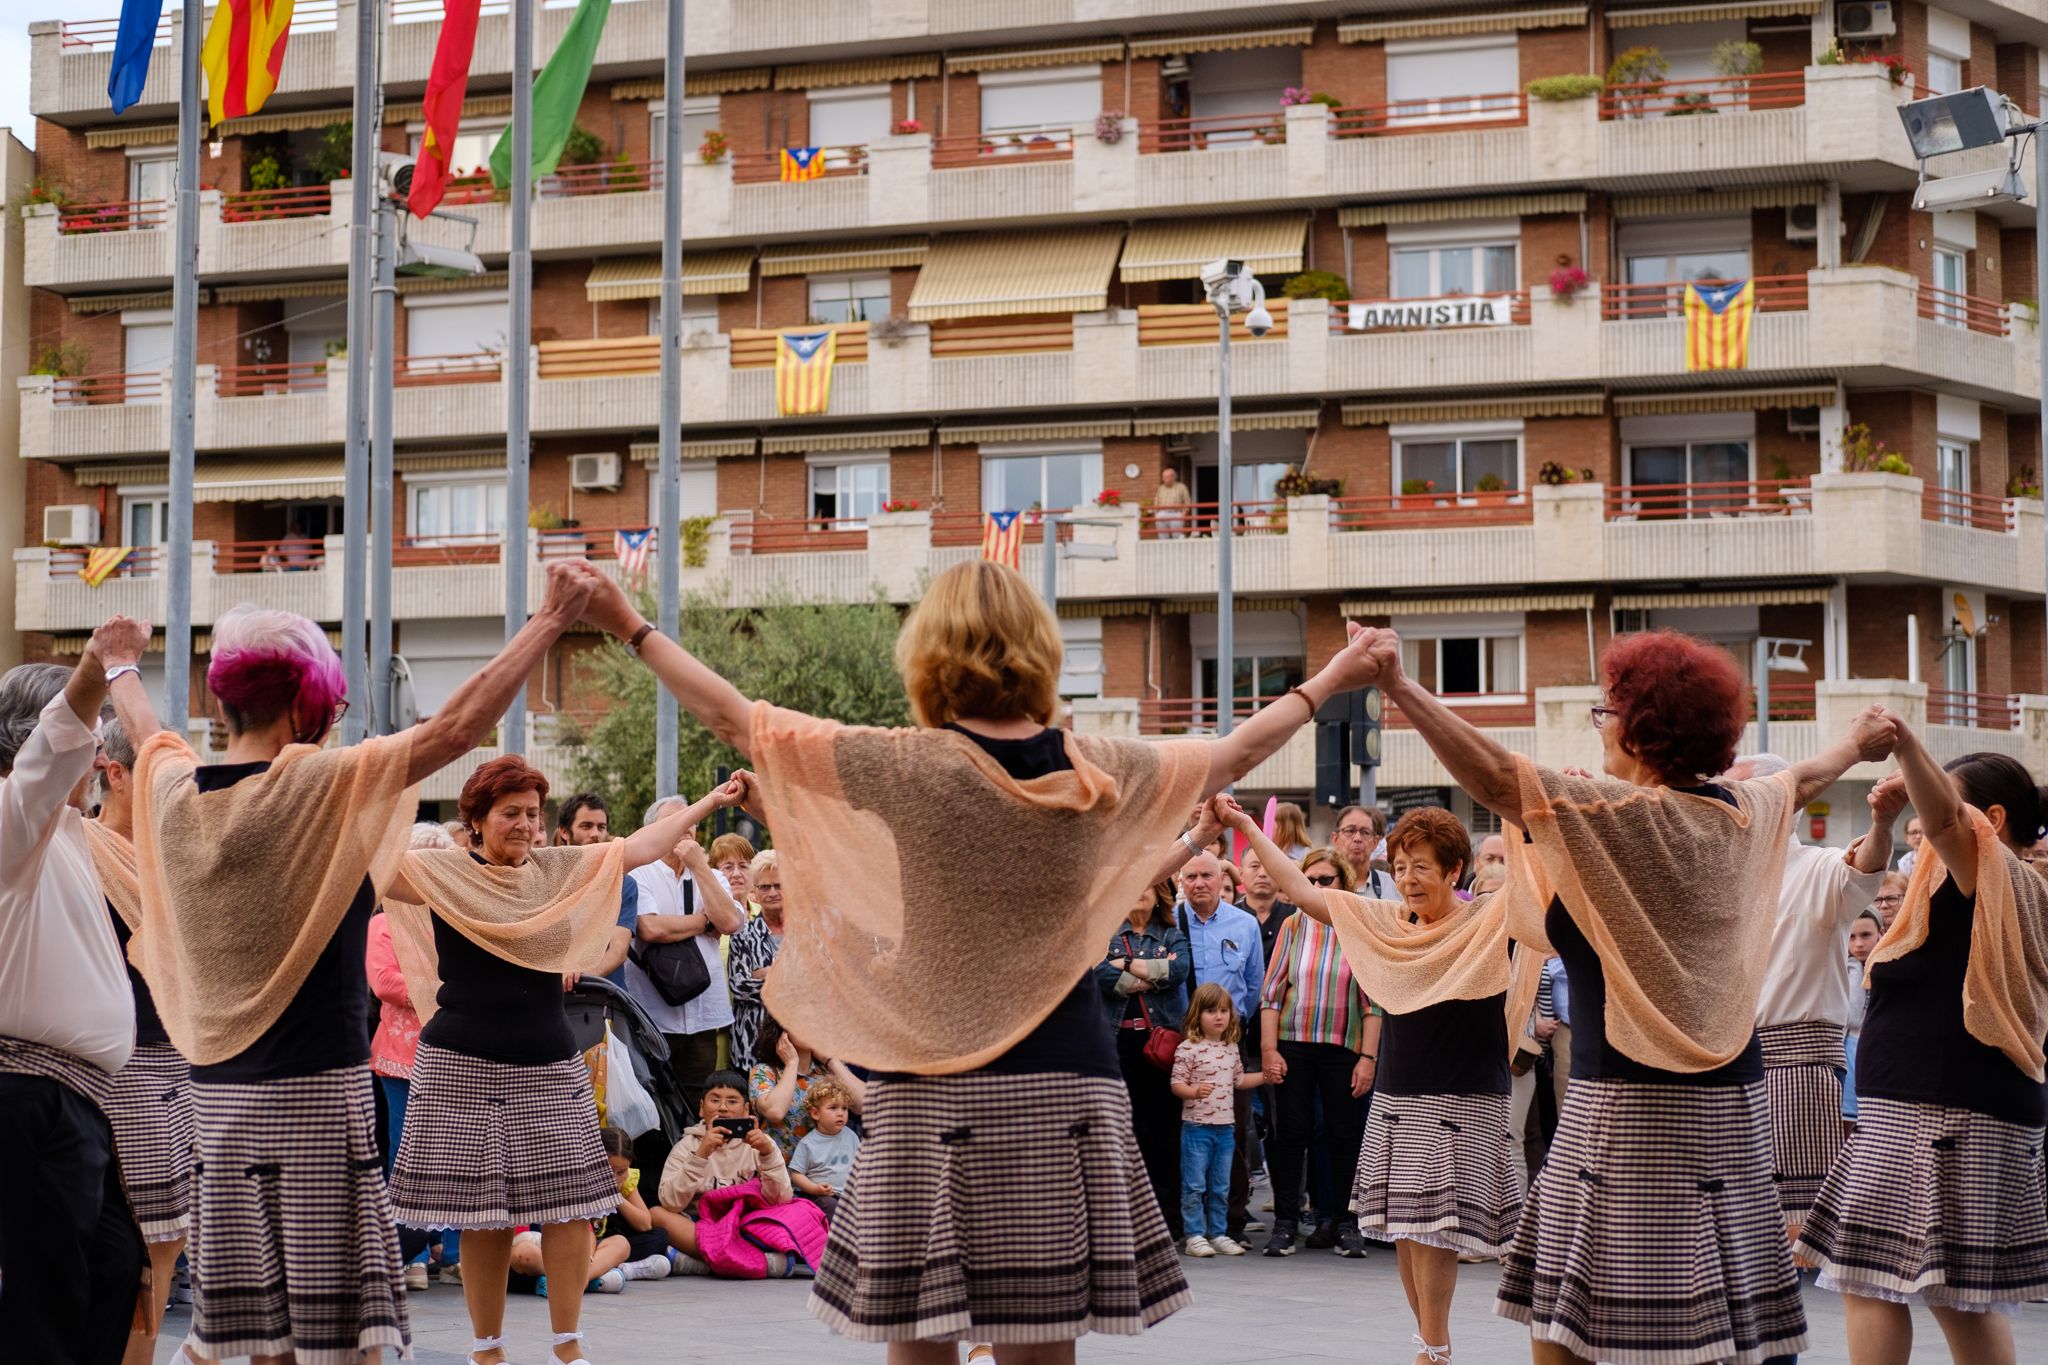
[763,1251,790,1278]
[621,1252,672,1281]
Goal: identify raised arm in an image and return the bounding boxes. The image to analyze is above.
[1216,796,1331,922]
[1784,705,1898,809]
[1371,629,1527,825]
[1889,713,1978,896]
[582,575,755,759]
[403,560,599,784]
[91,616,163,745]
[1847,774,1905,875]
[1198,621,1387,796]
[1150,801,1225,886]
[620,776,748,870]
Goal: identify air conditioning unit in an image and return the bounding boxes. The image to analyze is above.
[1786,406,1823,435]
[1836,1,1896,40]
[569,451,622,492]
[1785,203,1820,242]
[43,504,99,546]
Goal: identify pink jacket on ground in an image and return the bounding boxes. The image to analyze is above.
[366,912,422,1079]
[694,1179,830,1279]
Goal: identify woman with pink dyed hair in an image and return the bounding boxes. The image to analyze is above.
[122,559,605,1365]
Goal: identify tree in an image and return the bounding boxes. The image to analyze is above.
[562,584,912,830]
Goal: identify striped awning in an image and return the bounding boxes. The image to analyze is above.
[631,437,758,461]
[759,238,929,277]
[1340,6,1587,42]
[194,458,347,502]
[1132,406,1322,436]
[1609,1,1822,27]
[212,274,509,305]
[219,106,352,136]
[384,94,514,124]
[70,291,177,315]
[1070,597,1304,618]
[761,426,929,455]
[774,56,939,89]
[394,451,506,473]
[85,124,176,149]
[1614,386,1835,416]
[1119,215,1308,283]
[72,462,167,487]
[909,227,1124,322]
[1612,585,1832,609]
[1340,193,1586,228]
[1343,393,1605,424]
[613,69,775,99]
[1127,26,1315,58]
[46,628,339,654]
[400,272,512,297]
[945,42,1124,73]
[1343,593,1596,615]
[1613,185,1822,217]
[585,251,754,302]
[939,416,1131,445]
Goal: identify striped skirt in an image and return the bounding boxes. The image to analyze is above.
[1352,1089,1522,1256]
[187,1066,409,1365]
[1759,1020,1847,1231]
[389,1042,617,1230]
[106,1041,196,1242]
[1494,1078,1807,1365]
[809,1071,1190,1344]
[1796,1096,2048,1312]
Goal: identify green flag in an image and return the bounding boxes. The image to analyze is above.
[489,0,611,188]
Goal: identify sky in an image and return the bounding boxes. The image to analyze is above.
[0,0,37,149]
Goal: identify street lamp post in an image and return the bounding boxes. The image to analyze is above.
[1200,259,1274,738]
[1753,636,1811,756]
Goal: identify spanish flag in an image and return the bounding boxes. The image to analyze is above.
[1683,279,1755,371]
[780,147,825,182]
[409,0,483,218]
[775,330,836,416]
[202,0,294,128]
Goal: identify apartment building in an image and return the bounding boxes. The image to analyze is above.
[11,0,2047,828]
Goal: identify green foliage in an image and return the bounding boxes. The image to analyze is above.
[1711,41,1763,77]
[564,584,913,827]
[1525,74,1604,102]
[246,145,291,192]
[681,515,712,568]
[16,171,74,212]
[307,122,353,183]
[1817,44,1846,67]
[1281,269,1349,302]
[1605,46,1669,88]
[1667,92,1717,116]
[30,340,91,377]
[561,122,606,166]
[607,152,646,192]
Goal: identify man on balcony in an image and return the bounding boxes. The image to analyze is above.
[1155,465,1193,539]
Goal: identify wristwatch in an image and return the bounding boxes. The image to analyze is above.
[625,622,656,656]
[104,663,142,686]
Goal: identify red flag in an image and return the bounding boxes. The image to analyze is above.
[409,0,484,218]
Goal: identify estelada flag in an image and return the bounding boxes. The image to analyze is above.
[202,0,294,128]
[409,0,484,218]
[980,510,1023,571]
[1683,279,1755,371]
[775,330,837,416]
[780,147,826,182]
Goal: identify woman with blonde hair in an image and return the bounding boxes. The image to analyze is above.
[577,558,1384,1362]
[727,847,785,1069]
[1271,801,1312,861]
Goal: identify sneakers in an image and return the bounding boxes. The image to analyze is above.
[1305,1221,1339,1250]
[622,1252,672,1281]
[590,1268,627,1294]
[1263,1222,1299,1257]
[1183,1236,1217,1258]
[1210,1235,1247,1257]
[1334,1224,1368,1258]
[666,1249,712,1276]
[404,1262,429,1291]
[442,1263,464,1287]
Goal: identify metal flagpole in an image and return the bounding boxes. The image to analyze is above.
[341,0,377,744]
[2037,124,2047,698]
[654,0,686,798]
[1041,510,1057,606]
[370,194,397,733]
[504,0,535,755]
[1215,309,1234,739]
[163,0,204,735]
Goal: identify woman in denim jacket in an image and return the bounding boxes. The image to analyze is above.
[1098,882,1193,1239]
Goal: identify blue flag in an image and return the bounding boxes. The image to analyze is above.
[108,0,166,114]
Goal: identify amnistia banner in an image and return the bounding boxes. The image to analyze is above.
[1347,296,1516,330]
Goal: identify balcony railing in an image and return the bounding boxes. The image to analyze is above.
[59,14,170,49]
[730,517,871,554]
[931,129,1075,169]
[438,173,504,206]
[1749,681,1818,722]
[58,199,167,234]
[216,361,330,397]
[929,317,1075,357]
[393,352,503,386]
[732,146,871,184]
[392,533,503,567]
[1330,291,1532,331]
[729,324,869,368]
[1601,274,1809,320]
[48,545,163,579]
[1385,693,1537,728]
[213,538,328,573]
[1139,111,1288,154]
[52,371,165,406]
[220,185,334,222]
[1921,485,2014,532]
[1138,500,1286,539]
[930,508,1078,547]
[1140,691,1536,735]
[1605,479,1812,520]
[537,159,663,197]
[1331,490,1533,530]
[1138,301,1291,346]
[1599,70,1806,120]
[536,336,660,379]
[1918,285,2008,336]
[1328,93,1526,137]
[1927,688,2021,730]
[392,0,511,22]
[534,525,644,560]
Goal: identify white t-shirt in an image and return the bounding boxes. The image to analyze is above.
[1756,838,1884,1031]
[621,861,735,1035]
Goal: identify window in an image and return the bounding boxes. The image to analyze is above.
[980,64,1101,136]
[283,295,346,369]
[648,295,719,338]
[120,487,169,548]
[403,291,511,368]
[1191,610,1304,722]
[123,310,173,403]
[1390,239,1517,298]
[407,476,507,540]
[1619,413,1755,513]
[808,84,892,161]
[1186,47,1300,145]
[1618,218,1751,318]
[1932,247,1967,327]
[1927,7,1970,94]
[128,150,175,206]
[1618,21,1745,87]
[1060,617,1103,697]
[1189,429,1304,511]
[982,444,1102,512]
[1399,633,1524,697]
[1394,427,1521,495]
[410,118,506,179]
[1935,439,1971,525]
[644,459,720,522]
[808,454,889,523]
[808,274,891,325]
[1385,36,1519,124]
[651,98,721,159]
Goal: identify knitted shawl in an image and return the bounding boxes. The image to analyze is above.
[383,842,628,1024]
[130,731,417,1065]
[1870,806,2048,1082]
[1514,753,1798,1072]
[749,702,1210,1073]
[83,818,141,930]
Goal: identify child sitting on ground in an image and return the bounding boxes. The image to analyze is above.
[651,1070,794,1275]
[788,1079,861,1220]
[515,1127,674,1296]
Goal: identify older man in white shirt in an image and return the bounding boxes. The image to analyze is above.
[0,616,156,1365]
[1727,752,1898,1242]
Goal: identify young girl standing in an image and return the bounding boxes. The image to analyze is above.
[1171,983,1265,1257]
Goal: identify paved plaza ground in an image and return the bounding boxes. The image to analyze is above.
[155,1244,2048,1364]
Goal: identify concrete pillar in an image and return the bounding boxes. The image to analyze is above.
[1286,296,1329,394]
[1072,309,1138,406]
[1284,493,1332,592]
[1530,482,1605,583]
[1070,695,1141,738]
[866,509,932,600]
[867,133,933,228]
[1283,102,1330,199]
[1073,116,1140,214]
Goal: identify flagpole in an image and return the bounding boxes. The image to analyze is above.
[370,191,398,735]
[654,0,685,800]
[504,0,534,756]
[341,0,378,744]
[163,0,203,736]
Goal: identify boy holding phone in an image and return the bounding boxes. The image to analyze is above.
[651,1070,793,1265]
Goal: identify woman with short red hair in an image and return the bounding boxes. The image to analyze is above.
[1340,626,1898,1365]
[383,755,747,1365]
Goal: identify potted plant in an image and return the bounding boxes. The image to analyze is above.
[1282,269,1349,302]
[530,503,584,557]
[1668,92,1716,115]
[893,118,924,136]
[2010,467,2043,499]
[1094,488,1123,507]
[1605,46,1669,118]
[1549,256,1590,302]
[1525,74,1604,102]
[1094,110,1125,144]
[32,340,91,404]
[698,129,730,164]
[1537,461,1583,486]
[308,122,353,184]
[879,498,921,513]
[1711,40,1763,78]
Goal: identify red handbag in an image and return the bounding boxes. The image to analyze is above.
[1123,933,1183,1072]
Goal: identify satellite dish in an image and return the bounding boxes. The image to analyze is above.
[1953,592,1979,638]
[387,656,420,733]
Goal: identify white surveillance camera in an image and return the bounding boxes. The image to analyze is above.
[1245,306,1274,337]
[1200,257,1246,293]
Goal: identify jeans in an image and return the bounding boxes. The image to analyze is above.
[1180,1122,1235,1239]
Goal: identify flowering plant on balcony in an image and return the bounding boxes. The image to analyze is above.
[1280,87,1341,108]
[1852,53,1907,85]
[1548,263,1589,301]
[20,173,73,211]
[2010,467,2042,499]
[893,119,924,135]
[698,129,730,163]
[1400,478,1438,496]
[1094,488,1123,507]
[1537,461,1583,485]
[1094,111,1125,144]
[879,498,920,513]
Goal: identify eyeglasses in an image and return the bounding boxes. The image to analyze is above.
[1306,873,1340,886]
[1589,705,1618,730]
[1336,825,1373,838]
[1871,894,1904,907]
[332,700,350,722]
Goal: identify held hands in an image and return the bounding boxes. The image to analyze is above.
[1846,705,1901,764]
[1262,1049,1287,1084]
[1187,797,1226,849]
[1323,622,1404,694]
[1211,793,1256,835]
[1869,773,1909,826]
[90,615,151,670]
[712,773,754,809]
[539,559,603,623]
[581,569,646,640]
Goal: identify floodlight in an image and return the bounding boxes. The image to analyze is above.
[1912,167,2026,210]
[1898,87,2010,159]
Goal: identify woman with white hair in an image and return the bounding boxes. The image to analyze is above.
[727,848,785,1070]
[125,560,604,1365]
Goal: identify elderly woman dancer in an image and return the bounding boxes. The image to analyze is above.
[1225,802,1528,1365]
[1796,736,2048,1365]
[575,558,1382,1363]
[126,561,608,1365]
[1350,625,1896,1365]
[383,755,746,1365]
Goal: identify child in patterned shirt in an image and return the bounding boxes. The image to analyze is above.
[1171,982,1266,1258]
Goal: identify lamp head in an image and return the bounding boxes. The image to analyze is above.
[1898,87,2011,159]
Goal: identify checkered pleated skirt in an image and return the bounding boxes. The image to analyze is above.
[187,1066,409,1365]
[105,1041,196,1242]
[1494,1077,1808,1365]
[1759,1021,1847,1228]
[389,1042,618,1230]
[1352,1089,1522,1255]
[1796,1096,2048,1312]
[809,1071,1191,1344]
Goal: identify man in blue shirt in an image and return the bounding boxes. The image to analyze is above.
[1176,850,1267,1244]
[555,792,638,987]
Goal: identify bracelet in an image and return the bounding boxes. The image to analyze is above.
[103,663,142,687]
[1180,830,1202,856]
[625,622,656,656]
[1285,683,1317,716]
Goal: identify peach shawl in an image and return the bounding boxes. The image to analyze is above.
[130,731,418,1066]
[383,842,629,1024]
[1869,806,2048,1082]
[749,702,1210,1073]
[83,819,141,930]
[1514,754,1799,1072]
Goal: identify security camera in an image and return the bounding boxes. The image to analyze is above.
[1200,257,1245,293]
[1245,306,1274,337]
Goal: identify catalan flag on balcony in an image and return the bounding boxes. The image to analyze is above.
[1683,279,1755,371]
[780,147,826,182]
[201,0,295,128]
[108,0,165,115]
[980,510,1023,571]
[774,330,837,416]
[410,0,483,218]
[614,527,654,589]
[81,547,136,588]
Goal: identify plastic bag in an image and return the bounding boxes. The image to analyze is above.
[605,1024,660,1137]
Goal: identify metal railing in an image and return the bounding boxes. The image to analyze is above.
[1604,478,1812,520]
[1137,300,1291,346]
[1927,688,2021,730]
[391,532,504,567]
[931,128,1075,169]
[534,525,644,560]
[1917,284,2008,336]
[929,508,1078,547]
[1138,500,1287,539]
[536,336,660,379]
[1139,111,1289,153]
[1330,490,1533,530]
[1749,681,1818,722]
[731,146,872,184]
[1386,693,1537,728]
[929,317,1076,357]
[437,172,503,205]
[728,323,869,368]
[1601,274,1809,320]
[48,545,163,578]
[1328,92,1526,137]
[537,159,663,197]
[220,184,335,222]
[729,517,871,554]
[212,538,328,573]
[1600,70,1806,120]
[215,361,330,397]
[52,371,166,406]
[57,199,167,234]
[393,352,504,385]
[1330,290,1531,331]
[1921,485,2015,532]
[59,14,171,49]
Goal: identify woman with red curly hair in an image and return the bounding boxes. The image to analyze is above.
[1344,626,1897,1365]
[382,756,747,1365]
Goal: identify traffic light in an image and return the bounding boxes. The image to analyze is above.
[1312,686,1381,809]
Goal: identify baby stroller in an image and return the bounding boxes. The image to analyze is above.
[564,975,695,1185]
